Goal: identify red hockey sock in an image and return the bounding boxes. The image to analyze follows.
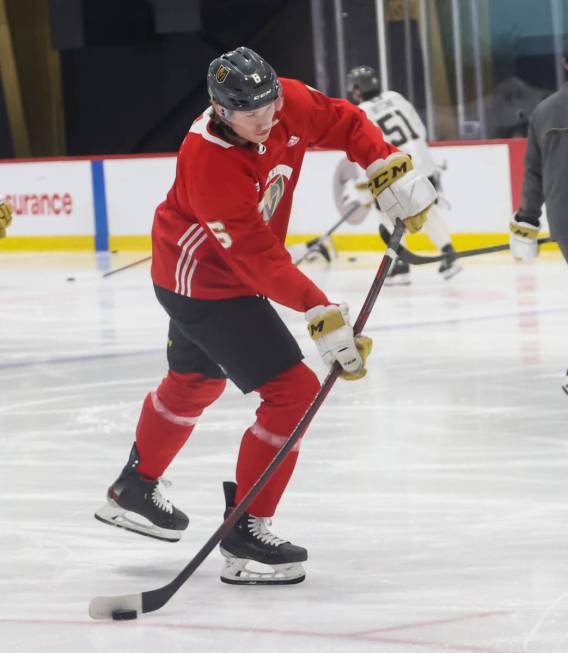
[235,362,320,516]
[136,371,226,478]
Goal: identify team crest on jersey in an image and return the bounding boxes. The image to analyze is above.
[215,65,230,83]
[261,165,293,223]
[286,135,300,147]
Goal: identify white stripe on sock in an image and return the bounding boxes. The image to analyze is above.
[150,391,199,427]
[250,422,300,452]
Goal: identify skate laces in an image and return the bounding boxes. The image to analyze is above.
[151,477,173,514]
[248,516,287,547]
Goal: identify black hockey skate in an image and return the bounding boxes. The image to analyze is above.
[438,244,462,280]
[94,443,189,542]
[219,481,307,585]
[385,257,411,286]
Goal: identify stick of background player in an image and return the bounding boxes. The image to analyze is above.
[102,254,151,278]
[103,208,352,279]
[378,223,553,264]
[332,65,461,286]
[103,220,339,279]
[0,196,13,238]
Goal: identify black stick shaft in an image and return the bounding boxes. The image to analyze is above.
[378,223,554,265]
[140,218,406,614]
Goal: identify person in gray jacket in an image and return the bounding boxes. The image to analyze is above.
[510,49,568,395]
[510,51,568,264]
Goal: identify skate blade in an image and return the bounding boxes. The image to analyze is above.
[384,274,411,287]
[440,264,463,280]
[220,549,306,585]
[94,502,183,543]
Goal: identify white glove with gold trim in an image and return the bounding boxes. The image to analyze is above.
[509,212,539,261]
[367,153,437,232]
[0,196,12,239]
[305,303,373,381]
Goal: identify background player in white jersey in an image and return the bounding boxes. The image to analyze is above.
[334,66,461,284]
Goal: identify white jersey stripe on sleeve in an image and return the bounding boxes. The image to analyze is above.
[174,224,199,293]
[174,224,205,294]
[177,230,206,296]
[177,223,199,247]
[180,233,207,296]
[184,258,199,297]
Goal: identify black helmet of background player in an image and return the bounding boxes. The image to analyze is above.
[346,66,380,105]
[207,46,282,124]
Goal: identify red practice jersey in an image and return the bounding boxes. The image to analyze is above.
[151,77,397,312]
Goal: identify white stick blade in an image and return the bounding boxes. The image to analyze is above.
[88,592,143,620]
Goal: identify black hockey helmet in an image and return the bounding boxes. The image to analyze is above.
[207,46,281,112]
[346,66,380,102]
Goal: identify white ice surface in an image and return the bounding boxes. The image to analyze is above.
[1,250,567,653]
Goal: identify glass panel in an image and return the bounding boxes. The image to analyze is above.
[485,0,558,138]
[384,1,425,108]
[313,0,568,141]
[342,0,380,83]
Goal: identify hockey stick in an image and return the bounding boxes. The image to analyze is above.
[102,204,357,278]
[102,255,152,279]
[293,203,361,265]
[378,223,554,265]
[88,218,406,621]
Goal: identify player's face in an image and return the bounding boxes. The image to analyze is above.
[221,100,278,143]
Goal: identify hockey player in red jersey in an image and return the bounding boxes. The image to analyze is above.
[95,47,436,585]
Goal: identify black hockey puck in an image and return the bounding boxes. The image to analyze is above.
[66,277,76,282]
[348,256,357,262]
[111,609,138,621]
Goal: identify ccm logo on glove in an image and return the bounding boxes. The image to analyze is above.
[305,304,373,381]
[368,156,413,195]
[366,153,437,233]
[307,310,345,339]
